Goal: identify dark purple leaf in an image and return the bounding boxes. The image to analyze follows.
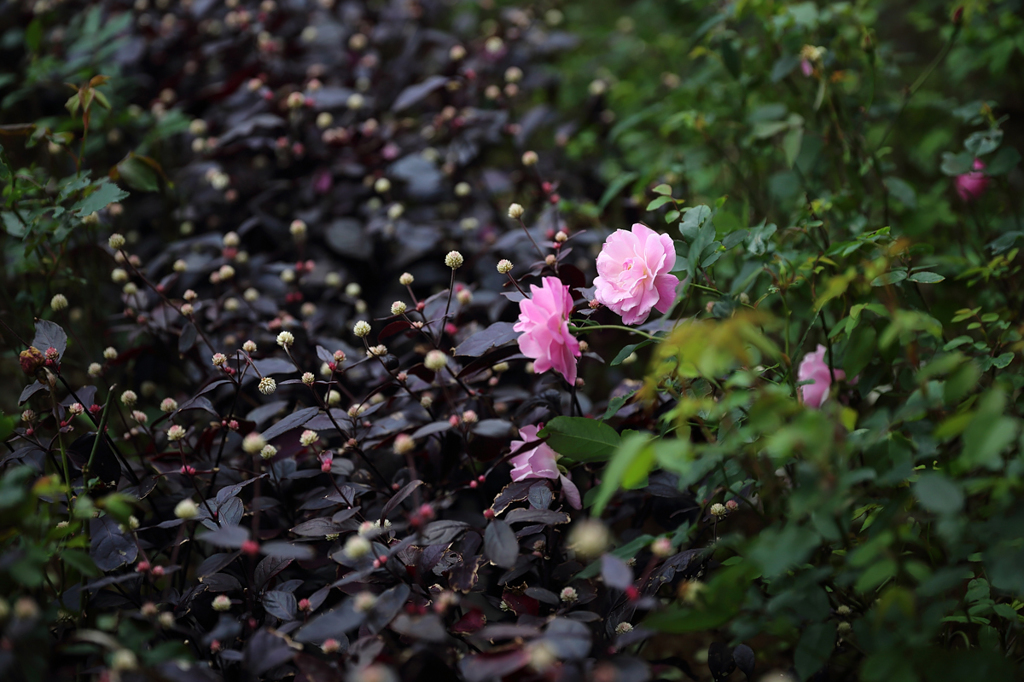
[19,381,47,404]
[708,642,736,681]
[177,396,217,417]
[202,573,242,592]
[381,479,423,521]
[197,552,239,578]
[246,400,288,426]
[543,618,592,659]
[504,508,570,526]
[32,320,67,359]
[491,480,535,515]
[199,525,250,549]
[291,518,345,537]
[528,483,552,510]
[254,555,293,590]
[390,613,447,642]
[261,541,315,560]
[367,583,410,634]
[261,407,320,441]
[419,520,470,545]
[263,590,297,621]
[243,628,295,676]
[524,587,559,604]
[601,553,634,591]
[411,421,452,439]
[294,601,364,644]
[455,322,519,357]
[392,75,447,112]
[734,644,756,679]
[90,515,138,571]
[472,419,513,438]
[252,358,297,376]
[459,650,531,682]
[179,322,197,353]
[484,520,518,569]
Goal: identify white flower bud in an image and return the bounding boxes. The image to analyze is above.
[174,498,199,519]
[444,251,463,269]
[353,321,371,337]
[424,350,447,371]
[507,203,524,219]
[276,331,295,348]
[258,377,277,395]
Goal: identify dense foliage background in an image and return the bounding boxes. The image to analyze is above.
[2,0,1024,680]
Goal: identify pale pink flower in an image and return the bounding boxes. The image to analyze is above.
[514,277,581,384]
[956,159,989,201]
[594,223,679,325]
[509,425,581,509]
[798,344,845,408]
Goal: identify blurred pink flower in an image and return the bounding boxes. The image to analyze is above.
[514,276,580,384]
[798,344,845,408]
[509,424,581,509]
[800,60,813,77]
[956,159,989,201]
[594,223,679,325]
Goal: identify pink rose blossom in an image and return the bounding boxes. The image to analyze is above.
[956,159,989,201]
[594,223,679,325]
[798,344,846,408]
[514,276,581,384]
[509,425,581,509]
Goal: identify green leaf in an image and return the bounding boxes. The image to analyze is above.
[540,417,621,463]
[603,391,636,420]
[679,205,712,241]
[985,146,1020,176]
[598,171,638,211]
[73,180,128,217]
[646,195,673,211]
[783,126,803,167]
[914,472,964,514]
[795,622,836,681]
[871,270,908,287]
[884,177,917,209]
[961,390,1018,470]
[908,271,944,283]
[964,129,1002,157]
[651,184,672,196]
[591,432,650,515]
[940,151,975,176]
[610,339,654,366]
[2,212,28,238]
[720,39,741,79]
[721,229,749,250]
[116,154,159,192]
[748,524,820,578]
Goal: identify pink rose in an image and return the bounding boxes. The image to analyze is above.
[955,159,989,201]
[514,276,581,384]
[509,424,581,509]
[593,223,679,325]
[798,344,845,408]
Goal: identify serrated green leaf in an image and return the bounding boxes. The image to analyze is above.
[73,180,128,217]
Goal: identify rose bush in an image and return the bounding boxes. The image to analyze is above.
[2,1,1024,682]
